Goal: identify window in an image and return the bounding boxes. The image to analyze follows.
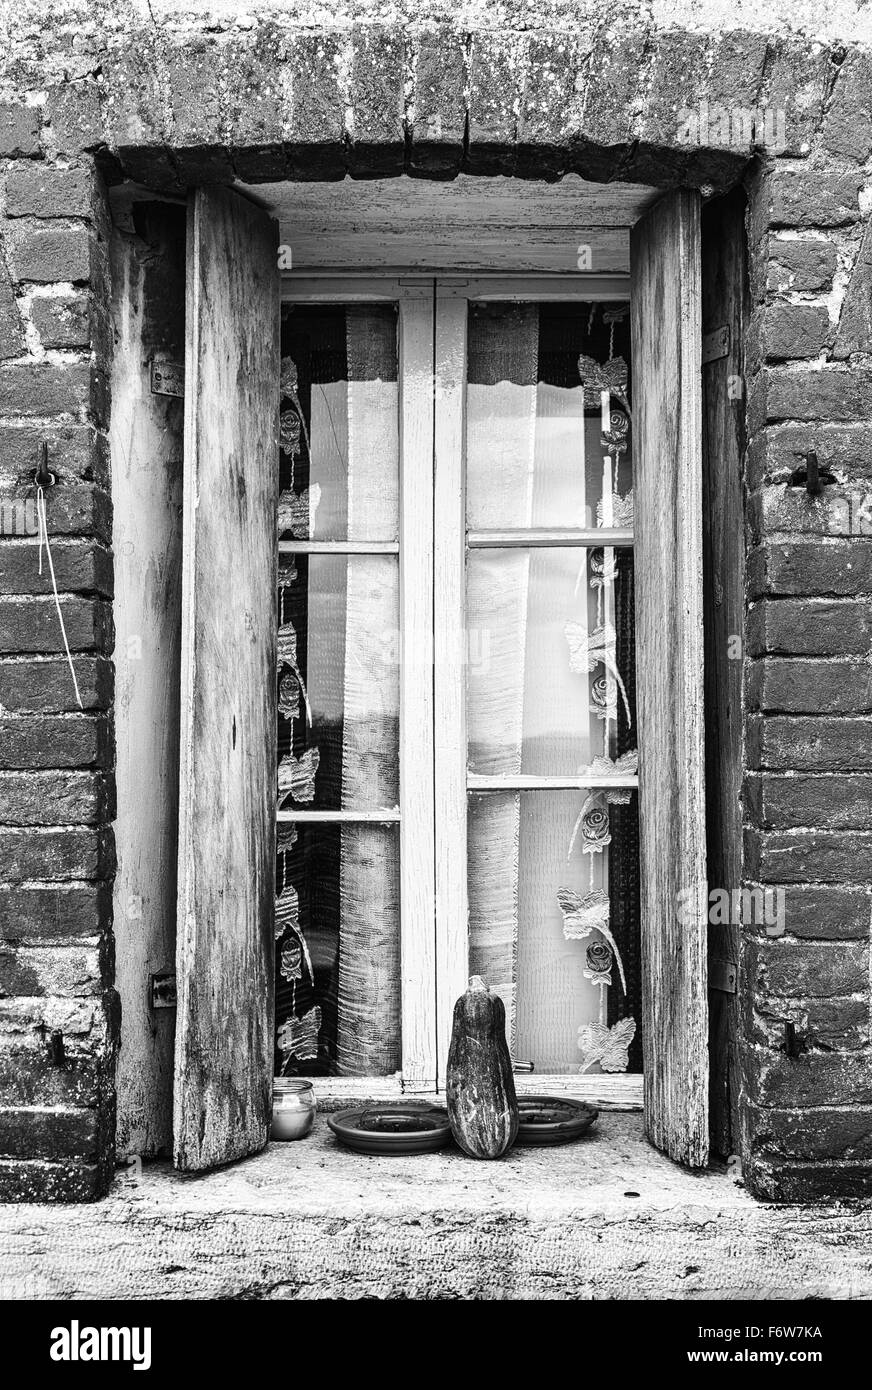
[274,278,642,1099]
[173,185,708,1174]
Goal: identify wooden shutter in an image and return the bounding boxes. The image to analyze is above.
[630,190,709,1168]
[174,187,279,1171]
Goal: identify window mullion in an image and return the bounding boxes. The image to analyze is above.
[398,289,438,1090]
[433,292,469,1087]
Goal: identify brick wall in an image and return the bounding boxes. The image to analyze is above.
[0,3,870,1202]
[0,118,117,1199]
[743,139,872,1199]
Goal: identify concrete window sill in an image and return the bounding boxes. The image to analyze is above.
[1,1114,871,1299]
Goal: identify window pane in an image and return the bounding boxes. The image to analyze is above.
[467,547,636,777]
[275,821,400,1077]
[465,302,632,532]
[279,304,399,541]
[468,791,641,1075]
[277,554,399,812]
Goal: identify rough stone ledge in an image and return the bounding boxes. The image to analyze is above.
[1,1114,870,1299]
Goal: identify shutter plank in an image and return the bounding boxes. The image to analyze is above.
[174,187,279,1171]
[702,190,746,1160]
[631,190,709,1168]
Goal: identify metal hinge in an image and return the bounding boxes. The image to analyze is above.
[150,972,177,1009]
[702,324,730,365]
[709,957,737,994]
[150,360,185,398]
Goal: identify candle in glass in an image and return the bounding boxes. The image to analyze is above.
[271,1078,316,1140]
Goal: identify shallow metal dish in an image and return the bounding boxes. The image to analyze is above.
[515,1095,599,1146]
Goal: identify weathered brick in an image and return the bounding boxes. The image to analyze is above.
[751,882,871,939]
[0,656,113,712]
[750,1048,872,1107]
[0,715,110,770]
[576,28,649,167]
[747,598,872,655]
[516,30,590,175]
[0,828,114,882]
[765,168,860,229]
[0,1106,99,1159]
[635,28,710,147]
[0,1156,109,1202]
[760,40,831,157]
[749,483,872,538]
[103,41,169,149]
[747,657,872,713]
[0,1045,102,1107]
[749,366,872,428]
[467,31,519,173]
[348,25,406,175]
[745,1156,872,1201]
[748,714,872,771]
[822,49,872,161]
[746,827,872,881]
[0,257,25,361]
[759,303,829,360]
[0,105,40,158]
[285,32,345,178]
[30,292,91,349]
[166,35,224,149]
[745,937,869,996]
[409,27,466,176]
[38,485,111,539]
[4,166,94,220]
[6,224,93,284]
[45,83,104,155]
[748,1104,872,1161]
[222,25,288,178]
[0,426,108,490]
[0,541,112,597]
[0,944,102,997]
[835,218,872,359]
[0,362,94,419]
[748,992,870,1053]
[747,772,872,828]
[0,884,110,942]
[0,483,112,542]
[0,598,112,655]
[115,146,181,194]
[748,540,872,596]
[747,423,872,489]
[767,238,838,294]
[0,772,112,827]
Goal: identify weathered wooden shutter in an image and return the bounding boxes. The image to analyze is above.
[630,190,709,1168]
[174,187,280,1171]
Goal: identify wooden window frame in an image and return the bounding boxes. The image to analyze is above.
[280,272,644,1113]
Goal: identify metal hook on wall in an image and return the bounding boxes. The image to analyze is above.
[35,441,56,489]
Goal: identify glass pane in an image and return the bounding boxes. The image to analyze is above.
[466,302,632,532]
[279,304,399,541]
[467,547,636,777]
[275,821,400,1077]
[277,554,399,813]
[468,791,641,1075]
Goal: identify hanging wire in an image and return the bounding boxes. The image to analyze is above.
[36,485,83,710]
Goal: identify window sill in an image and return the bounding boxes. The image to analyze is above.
[2,1114,871,1300]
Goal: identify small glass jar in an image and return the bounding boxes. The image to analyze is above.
[271,1078,316,1141]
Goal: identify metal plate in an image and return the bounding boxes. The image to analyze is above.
[327,1104,452,1155]
[515,1095,599,1146]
